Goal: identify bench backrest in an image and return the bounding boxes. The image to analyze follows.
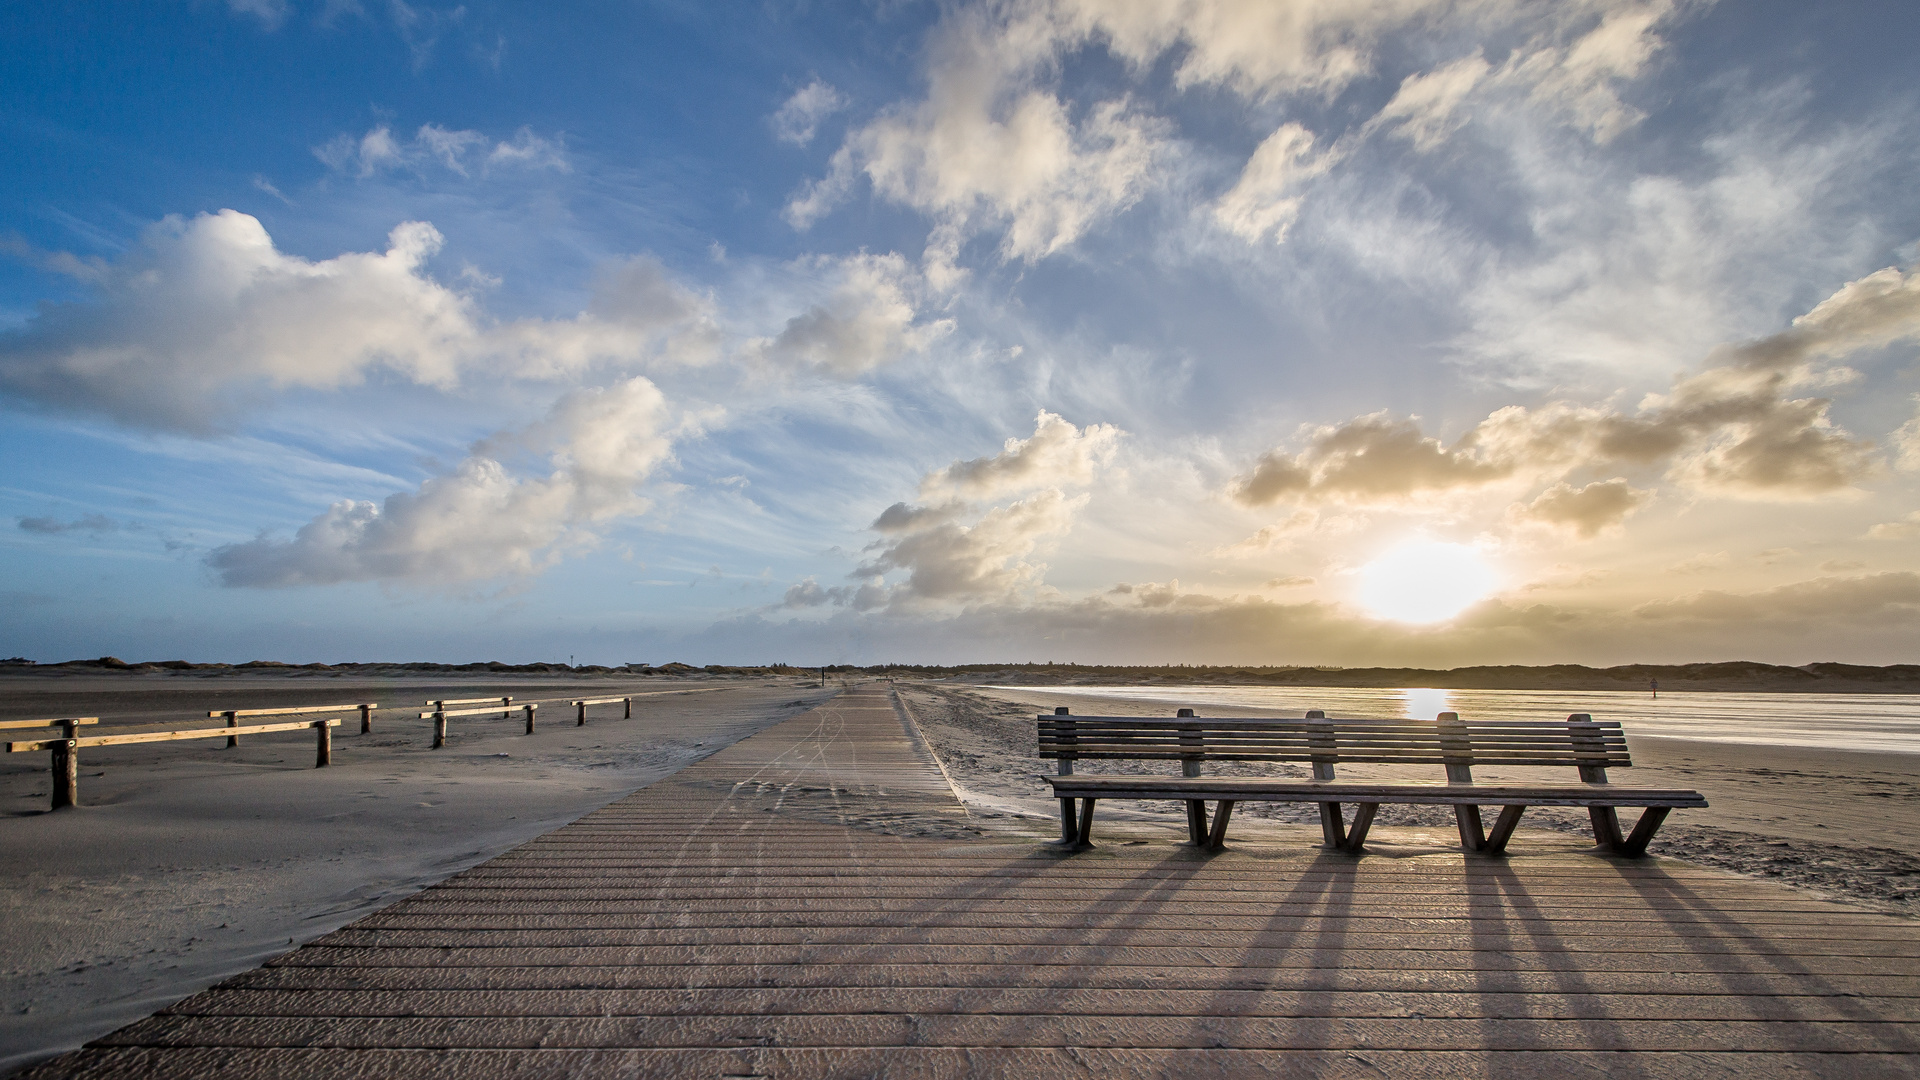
[1038,711,1630,772]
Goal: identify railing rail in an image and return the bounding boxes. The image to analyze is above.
[7,719,341,809]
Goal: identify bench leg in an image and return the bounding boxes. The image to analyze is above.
[1058,797,1078,844]
[1342,803,1378,852]
[1206,800,1235,850]
[1589,806,1625,850]
[1618,807,1670,858]
[1076,799,1097,847]
[1454,805,1487,851]
[1486,805,1526,854]
[1185,800,1210,846]
[1318,801,1347,849]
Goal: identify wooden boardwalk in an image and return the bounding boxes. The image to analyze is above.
[22,687,1920,1078]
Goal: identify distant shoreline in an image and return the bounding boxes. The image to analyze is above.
[5,656,1920,693]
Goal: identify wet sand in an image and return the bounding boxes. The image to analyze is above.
[0,673,832,1074]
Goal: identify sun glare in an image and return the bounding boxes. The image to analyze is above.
[1355,540,1499,624]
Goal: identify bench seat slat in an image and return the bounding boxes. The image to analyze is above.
[1043,775,1707,809]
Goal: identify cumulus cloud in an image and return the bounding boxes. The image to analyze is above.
[1722,264,1920,371]
[0,212,716,431]
[1511,478,1648,537]
[1233,412,1513,507]
[787,3,1166,265]
[772,80,848,146]
[1211,123,1335,243]
[919,410,1121,500]
[1234,264,1916,511]
[792,411,1118,612]
[208,377,676,587]
[854,487,1087,609]
[746,253,953,375]
[315,124,569,178]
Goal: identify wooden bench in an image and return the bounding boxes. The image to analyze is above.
[8,718,341,809]
[1039,708,1705,858]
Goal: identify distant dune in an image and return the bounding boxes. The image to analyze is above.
[6,657,1920,692]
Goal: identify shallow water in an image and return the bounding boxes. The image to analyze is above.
[990,684,1920,756]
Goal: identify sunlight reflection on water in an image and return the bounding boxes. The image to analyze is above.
[992,685,1920,756]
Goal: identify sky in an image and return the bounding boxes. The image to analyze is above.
[4,0,1920,668]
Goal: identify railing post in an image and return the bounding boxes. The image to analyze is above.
[224,710,239,748]
[315,721,332,767]
[432,708,447,749]
[577,700,587,726]
[51,718,79,810]
[360,704,373,735]
[624,696,631,719]
[524,704,537,734]
[502,696,512,720]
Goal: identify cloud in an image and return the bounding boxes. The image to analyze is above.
[788,3,1167,266]
[1865,512,1920,541]
[226,0,291,28]
[315,124,569,178]
[208,377,677,587]
[793,411,1118,613]
[854,487,1087,609]
[1372,52,1490,151]
[0,211,473,431]
[1722,264,1920,371]
[1506,1,1675,142]
[745,253,953,375]
[1234,264,1913,511]
[772,80,848,146]
[0,212,716,431]
[17,514,117,535]
[1894,397,1920,472]
[1265,575,1315,587]
[1510,478,1648,537]
[919,410,1121,500]
[1211,123,1335,243]
[1634,571,1920,623]
[1233,412,1513,507]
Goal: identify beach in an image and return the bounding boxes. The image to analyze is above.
[4,671,1918,1073]
[0,671,829,1073]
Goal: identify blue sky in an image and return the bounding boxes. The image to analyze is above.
[4,0,1920,666]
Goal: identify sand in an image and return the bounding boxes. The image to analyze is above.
[906,684,1920,915]
[0,673,833,1074]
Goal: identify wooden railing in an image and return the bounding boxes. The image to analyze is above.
[210,703,378,741]
[417,702,539,747]
[570,696,632,725]
[425,696,514,721]
[8,718,341,809]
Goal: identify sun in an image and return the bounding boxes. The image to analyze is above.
[1355,539,1500,624]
